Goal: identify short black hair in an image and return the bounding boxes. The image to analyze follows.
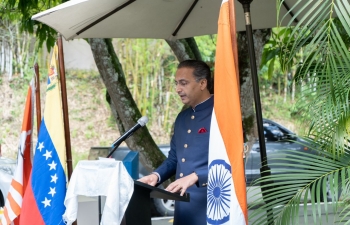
[178,60,213,93]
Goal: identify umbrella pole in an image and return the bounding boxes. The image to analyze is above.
[237,0,274,224]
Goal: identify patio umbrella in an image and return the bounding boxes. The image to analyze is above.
[32,0,303,41]
[31,0,313,183]
[31,0,305,194]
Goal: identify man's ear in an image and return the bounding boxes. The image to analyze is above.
[200,79,208,90]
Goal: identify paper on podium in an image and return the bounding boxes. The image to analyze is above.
[63,160,134,225]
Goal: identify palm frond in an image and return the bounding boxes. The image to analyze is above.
[335,179,350,224]
[248,142,350,225]
[277,0,350,156]
[251,2,350,224]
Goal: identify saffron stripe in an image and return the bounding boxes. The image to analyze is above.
[2,208,10,225]
[207,0,248,224]
[9,180,23,196]
[8,188,23,207]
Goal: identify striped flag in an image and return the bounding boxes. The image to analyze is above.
[19,45,67,225]
[1,80,34,225]
[206,0,248,224]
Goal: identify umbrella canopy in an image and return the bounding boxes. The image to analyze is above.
[32,0,302,40]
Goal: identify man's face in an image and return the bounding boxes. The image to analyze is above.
[175,67,206,108]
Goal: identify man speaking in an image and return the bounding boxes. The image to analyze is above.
[139,60,213,225]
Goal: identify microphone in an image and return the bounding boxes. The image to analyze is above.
[107,116,148,158]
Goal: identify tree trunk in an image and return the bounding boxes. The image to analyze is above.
[7,46,13,79]
[16,24,24,78]
[1,38,5,73]
[184,38,202,61]
[166,38,202,65]
[165,39,191,62]
[237,29,271,156]
[88,38,166,172]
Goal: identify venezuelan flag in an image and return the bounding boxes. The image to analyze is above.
[206,0,247,224]
[20,45,67,225]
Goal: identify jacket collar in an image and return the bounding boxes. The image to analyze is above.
[192,95,213,112]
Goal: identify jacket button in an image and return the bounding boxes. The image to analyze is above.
[182,158,185,162]
[191,115,195,119]
[180,173,183,177]
[187,129,191,133]
[184,144,188,148]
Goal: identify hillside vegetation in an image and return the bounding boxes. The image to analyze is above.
[0,68,306,168]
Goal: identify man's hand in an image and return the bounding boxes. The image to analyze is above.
[165,173,198,196]
[138,174,158,186]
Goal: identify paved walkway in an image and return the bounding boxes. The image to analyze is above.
[152,217,173,225]
[152,204,338,225]
[77,196,338,225]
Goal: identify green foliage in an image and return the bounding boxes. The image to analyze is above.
[107,115,117,128]
[71,129,77,138]
[7,76,32,90]
[249,139,350,225]
[71,148,88,168]
[3,0,63,50]
[195,35,217,62]
[281,1,350,156]
[84,131,96,139]
[99,140,109,146]
[66,69,100,80]
[251,1,350,224]
[112,38,183,134]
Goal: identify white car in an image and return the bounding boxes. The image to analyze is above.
[0,157,16,207]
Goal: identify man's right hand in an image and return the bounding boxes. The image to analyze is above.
[137,173,158,186]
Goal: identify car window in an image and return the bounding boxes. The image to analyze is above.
[263,123,285,141]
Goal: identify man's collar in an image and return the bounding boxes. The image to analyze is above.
[192,95,213,112]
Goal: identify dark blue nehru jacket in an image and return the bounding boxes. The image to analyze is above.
[155,95,214,225]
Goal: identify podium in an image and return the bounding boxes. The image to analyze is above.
[121,181,190,225]
[62,160,190,225]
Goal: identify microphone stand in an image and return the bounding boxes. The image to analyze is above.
[107,121,144,158]
[107,139,125,158]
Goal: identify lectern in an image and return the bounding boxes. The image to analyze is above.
[121,181,190,225]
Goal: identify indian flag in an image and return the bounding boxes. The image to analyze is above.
[206,0,248,224]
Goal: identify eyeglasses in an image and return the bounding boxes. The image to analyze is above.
[174,78,203,87]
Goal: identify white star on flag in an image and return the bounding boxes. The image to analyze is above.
[48,161,57,170]
[37,142,44,152]
[48,187,56,197]
[51,174,58,183]
[42,197,51,208]
[43,150,52,160]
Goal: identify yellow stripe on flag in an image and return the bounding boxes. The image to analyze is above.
[45,45,66,169]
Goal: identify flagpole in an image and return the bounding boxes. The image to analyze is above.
[34,63,41,134]
[237,0,274,223]
[57,35,74,181]
[57,35,77,225]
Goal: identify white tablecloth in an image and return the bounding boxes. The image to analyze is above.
[63,160,134,225]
